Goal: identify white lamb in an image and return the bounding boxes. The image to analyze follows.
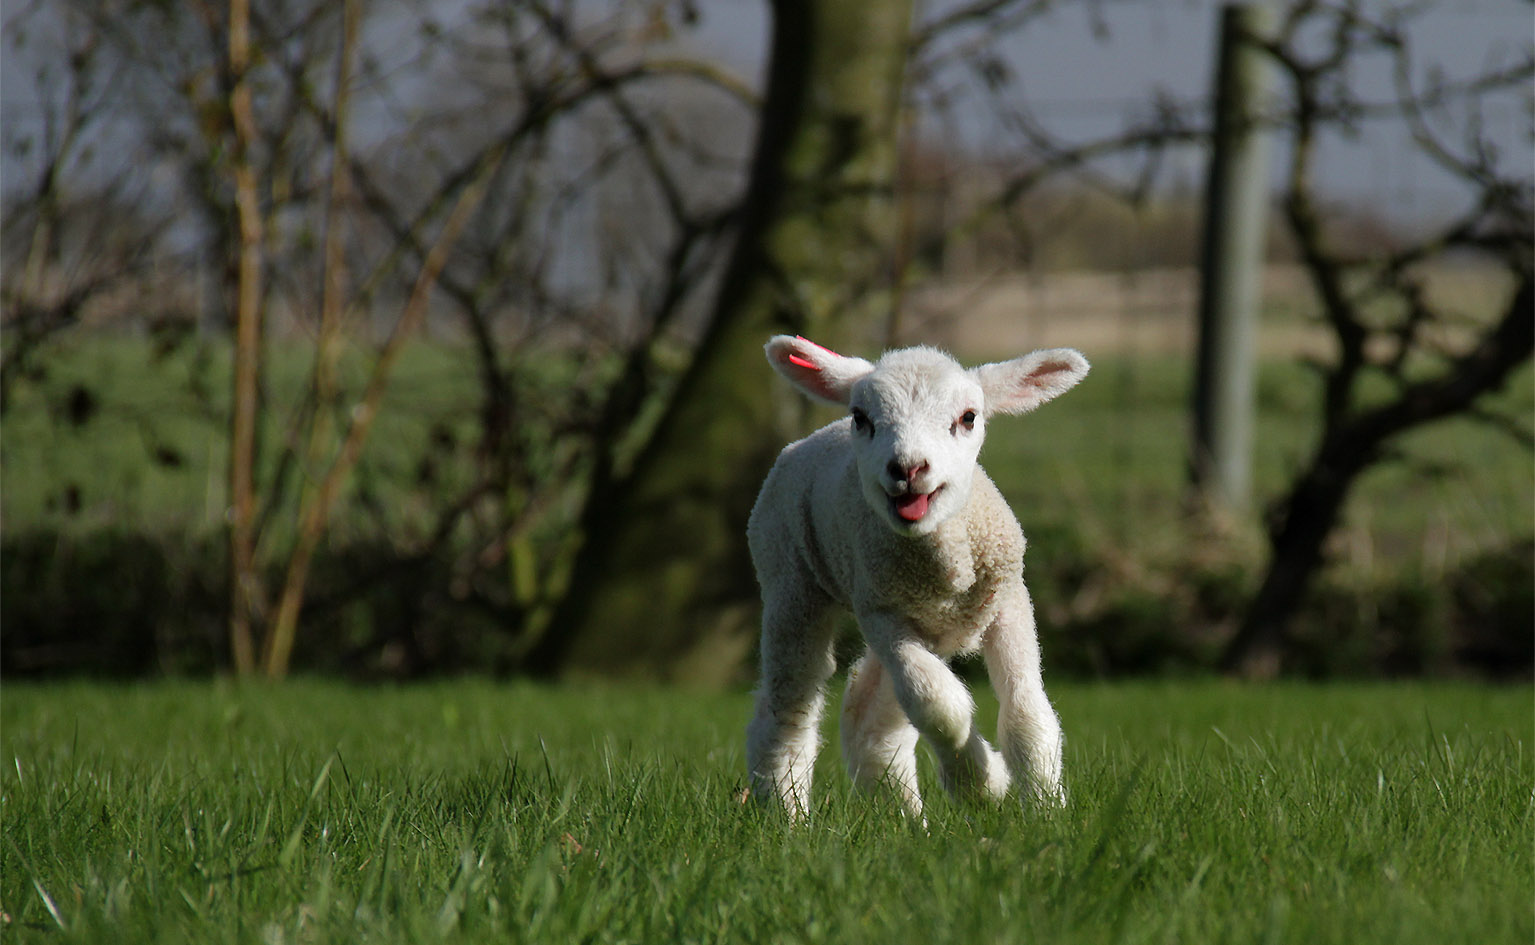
[745,334,1089,821]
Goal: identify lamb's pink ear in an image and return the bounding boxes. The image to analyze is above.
[973,348,1090,416]
[764,335,874,406]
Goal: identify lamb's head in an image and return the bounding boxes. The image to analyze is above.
[765,335,1090,535]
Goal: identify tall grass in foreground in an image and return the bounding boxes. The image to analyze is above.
[2,680,1530,944]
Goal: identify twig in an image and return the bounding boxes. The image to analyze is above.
[262,140,508,678]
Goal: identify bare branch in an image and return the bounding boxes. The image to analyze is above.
[263,138,508,678]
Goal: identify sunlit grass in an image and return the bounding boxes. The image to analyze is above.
[3,680,1529,944]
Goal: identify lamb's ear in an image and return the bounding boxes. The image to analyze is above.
[764,335,874,406]
[973,348,1090,416]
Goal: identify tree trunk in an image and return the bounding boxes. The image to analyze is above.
[1220,436,1370,678]
[226,0,264,676]
[1222,276,1534,677]
[1190,3,1274,515]
[528,0,913,683]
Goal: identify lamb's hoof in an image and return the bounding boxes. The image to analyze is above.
[939,739,1011,804]
[983,755,1013,801]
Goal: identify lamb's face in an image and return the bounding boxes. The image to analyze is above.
[762,335,1090,538]
[848,350,986,535]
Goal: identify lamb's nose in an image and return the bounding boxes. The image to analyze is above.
[887,460,928,485]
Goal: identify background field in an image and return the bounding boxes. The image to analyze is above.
[3,680,1530,944]
[8,267,1530,556]
[4,318,1529,677]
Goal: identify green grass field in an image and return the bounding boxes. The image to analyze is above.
[3,680,1529,944]
[5,336,1529,559]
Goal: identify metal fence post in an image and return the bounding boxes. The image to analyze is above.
[1191,2,1275,514]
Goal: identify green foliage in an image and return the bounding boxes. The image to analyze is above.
[3,338,1530,677]
[981,353,1533,677]
[983,353,1533,558]
[2,680,1530,943]
[0,529,224,675]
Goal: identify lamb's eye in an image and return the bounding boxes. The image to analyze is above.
[851,408,873,435]
[952,409,977,435]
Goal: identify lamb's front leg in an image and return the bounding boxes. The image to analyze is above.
[982,587,1066,805]
[746,597,837,821]
[863,614,1010,803]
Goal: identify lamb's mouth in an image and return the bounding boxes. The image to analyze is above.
[891,486,941,523]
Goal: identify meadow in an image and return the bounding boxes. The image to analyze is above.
[5,334,1530,676]
[3,679,1530,944]
[6,334,1529,557]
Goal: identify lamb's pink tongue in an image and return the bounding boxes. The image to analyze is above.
[893,492,930,522]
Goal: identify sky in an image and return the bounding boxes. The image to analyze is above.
[681,0,1534,222]
[3,0,1530,224]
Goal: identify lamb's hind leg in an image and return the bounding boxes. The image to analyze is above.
[840,652,923,819]
[746,594,837,821]
[982,589,1066,805]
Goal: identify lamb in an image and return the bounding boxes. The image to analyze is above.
[744,334,1089,821]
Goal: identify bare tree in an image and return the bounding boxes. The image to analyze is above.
[241,0,754,676]
[527,0,916,681]
[5,0,757,676]
[1,4,184,407]
[325,1,755,673]
[1220,2,1533,676]
[222,0,266,674]
[897,1,1531,677]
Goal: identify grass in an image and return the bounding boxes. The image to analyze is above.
[4,335,1529,558]
[982,353,1533,562]
[0,335,491,546]
[3,679,1530,944]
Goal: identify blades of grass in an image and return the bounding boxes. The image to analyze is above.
[516,842,563,932]
[538,736,557,793]
[5,680,1530,945]
[616,763,655,836]
[435,847,476,935]
[1258,893,1292,945]
[182,806,199,862]
[1181,854,1213,903]
[32,878,65,930]
[335,748,354,794]
[365,845,393,925]
[279,755,335,869]
[243,796,274,875]
[306,755,337,803]
[178,886,205,923]
[1071,759,1145,890]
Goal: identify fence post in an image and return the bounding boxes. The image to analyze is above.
[1191,2,1274,514]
